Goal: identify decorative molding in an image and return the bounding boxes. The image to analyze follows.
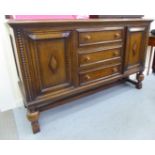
[132,41,137,56]
[78,45,122,54]
[77,27,124,32]
[125,26,146,71]
[16,29,33,101]
[27,31,70,40]
[79,39,122,47]
[23,30,73,95]
[49,55,58,73]
[129,27,145,32]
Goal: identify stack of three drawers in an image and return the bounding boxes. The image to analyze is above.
[77,27,124,85]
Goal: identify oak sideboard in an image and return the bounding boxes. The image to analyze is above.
[8,17,152,133]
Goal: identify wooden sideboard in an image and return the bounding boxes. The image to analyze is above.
[8,18,152,133]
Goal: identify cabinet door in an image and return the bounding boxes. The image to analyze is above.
[124,27,147,72]
[24,30,76,99]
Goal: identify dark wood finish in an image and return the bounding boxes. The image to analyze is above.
[148,35,155,73]
[8,18,152,133]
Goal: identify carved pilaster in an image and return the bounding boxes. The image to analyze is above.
[16,29,34,101]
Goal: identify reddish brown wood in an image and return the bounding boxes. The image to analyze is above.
[8,18,152,133]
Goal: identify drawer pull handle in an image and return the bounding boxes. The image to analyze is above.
[84,35,91,41]
[112,67,118,73]
[113,51,119,56]
[84,75,91,80]
[114,33,121,38]
[84,56,91,62]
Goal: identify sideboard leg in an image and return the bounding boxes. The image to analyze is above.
[27,111,40,134]
[136,72,144,89]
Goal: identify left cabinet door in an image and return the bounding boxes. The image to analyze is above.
[19,29,76,100]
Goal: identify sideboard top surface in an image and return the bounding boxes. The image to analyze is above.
[8,18,153,26]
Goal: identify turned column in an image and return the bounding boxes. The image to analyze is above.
[136,72,144,89]
[27,111,40,134]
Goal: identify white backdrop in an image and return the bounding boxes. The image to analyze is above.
[0,0,155,111]
[0,16,22,111]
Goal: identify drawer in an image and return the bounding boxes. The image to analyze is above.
[78,27,123,46]
[79,48,121,67]
[80,65,121,84]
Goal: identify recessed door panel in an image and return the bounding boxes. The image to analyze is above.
[37,39,67,90]
[124,27,146,71]
[128,32,142,66]
[26,30,74,96]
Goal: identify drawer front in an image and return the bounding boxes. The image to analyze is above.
[78,27,123,46]
[80,65,121,84]
[79,48,121,66]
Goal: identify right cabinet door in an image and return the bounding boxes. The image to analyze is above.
[124,26,147,72]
